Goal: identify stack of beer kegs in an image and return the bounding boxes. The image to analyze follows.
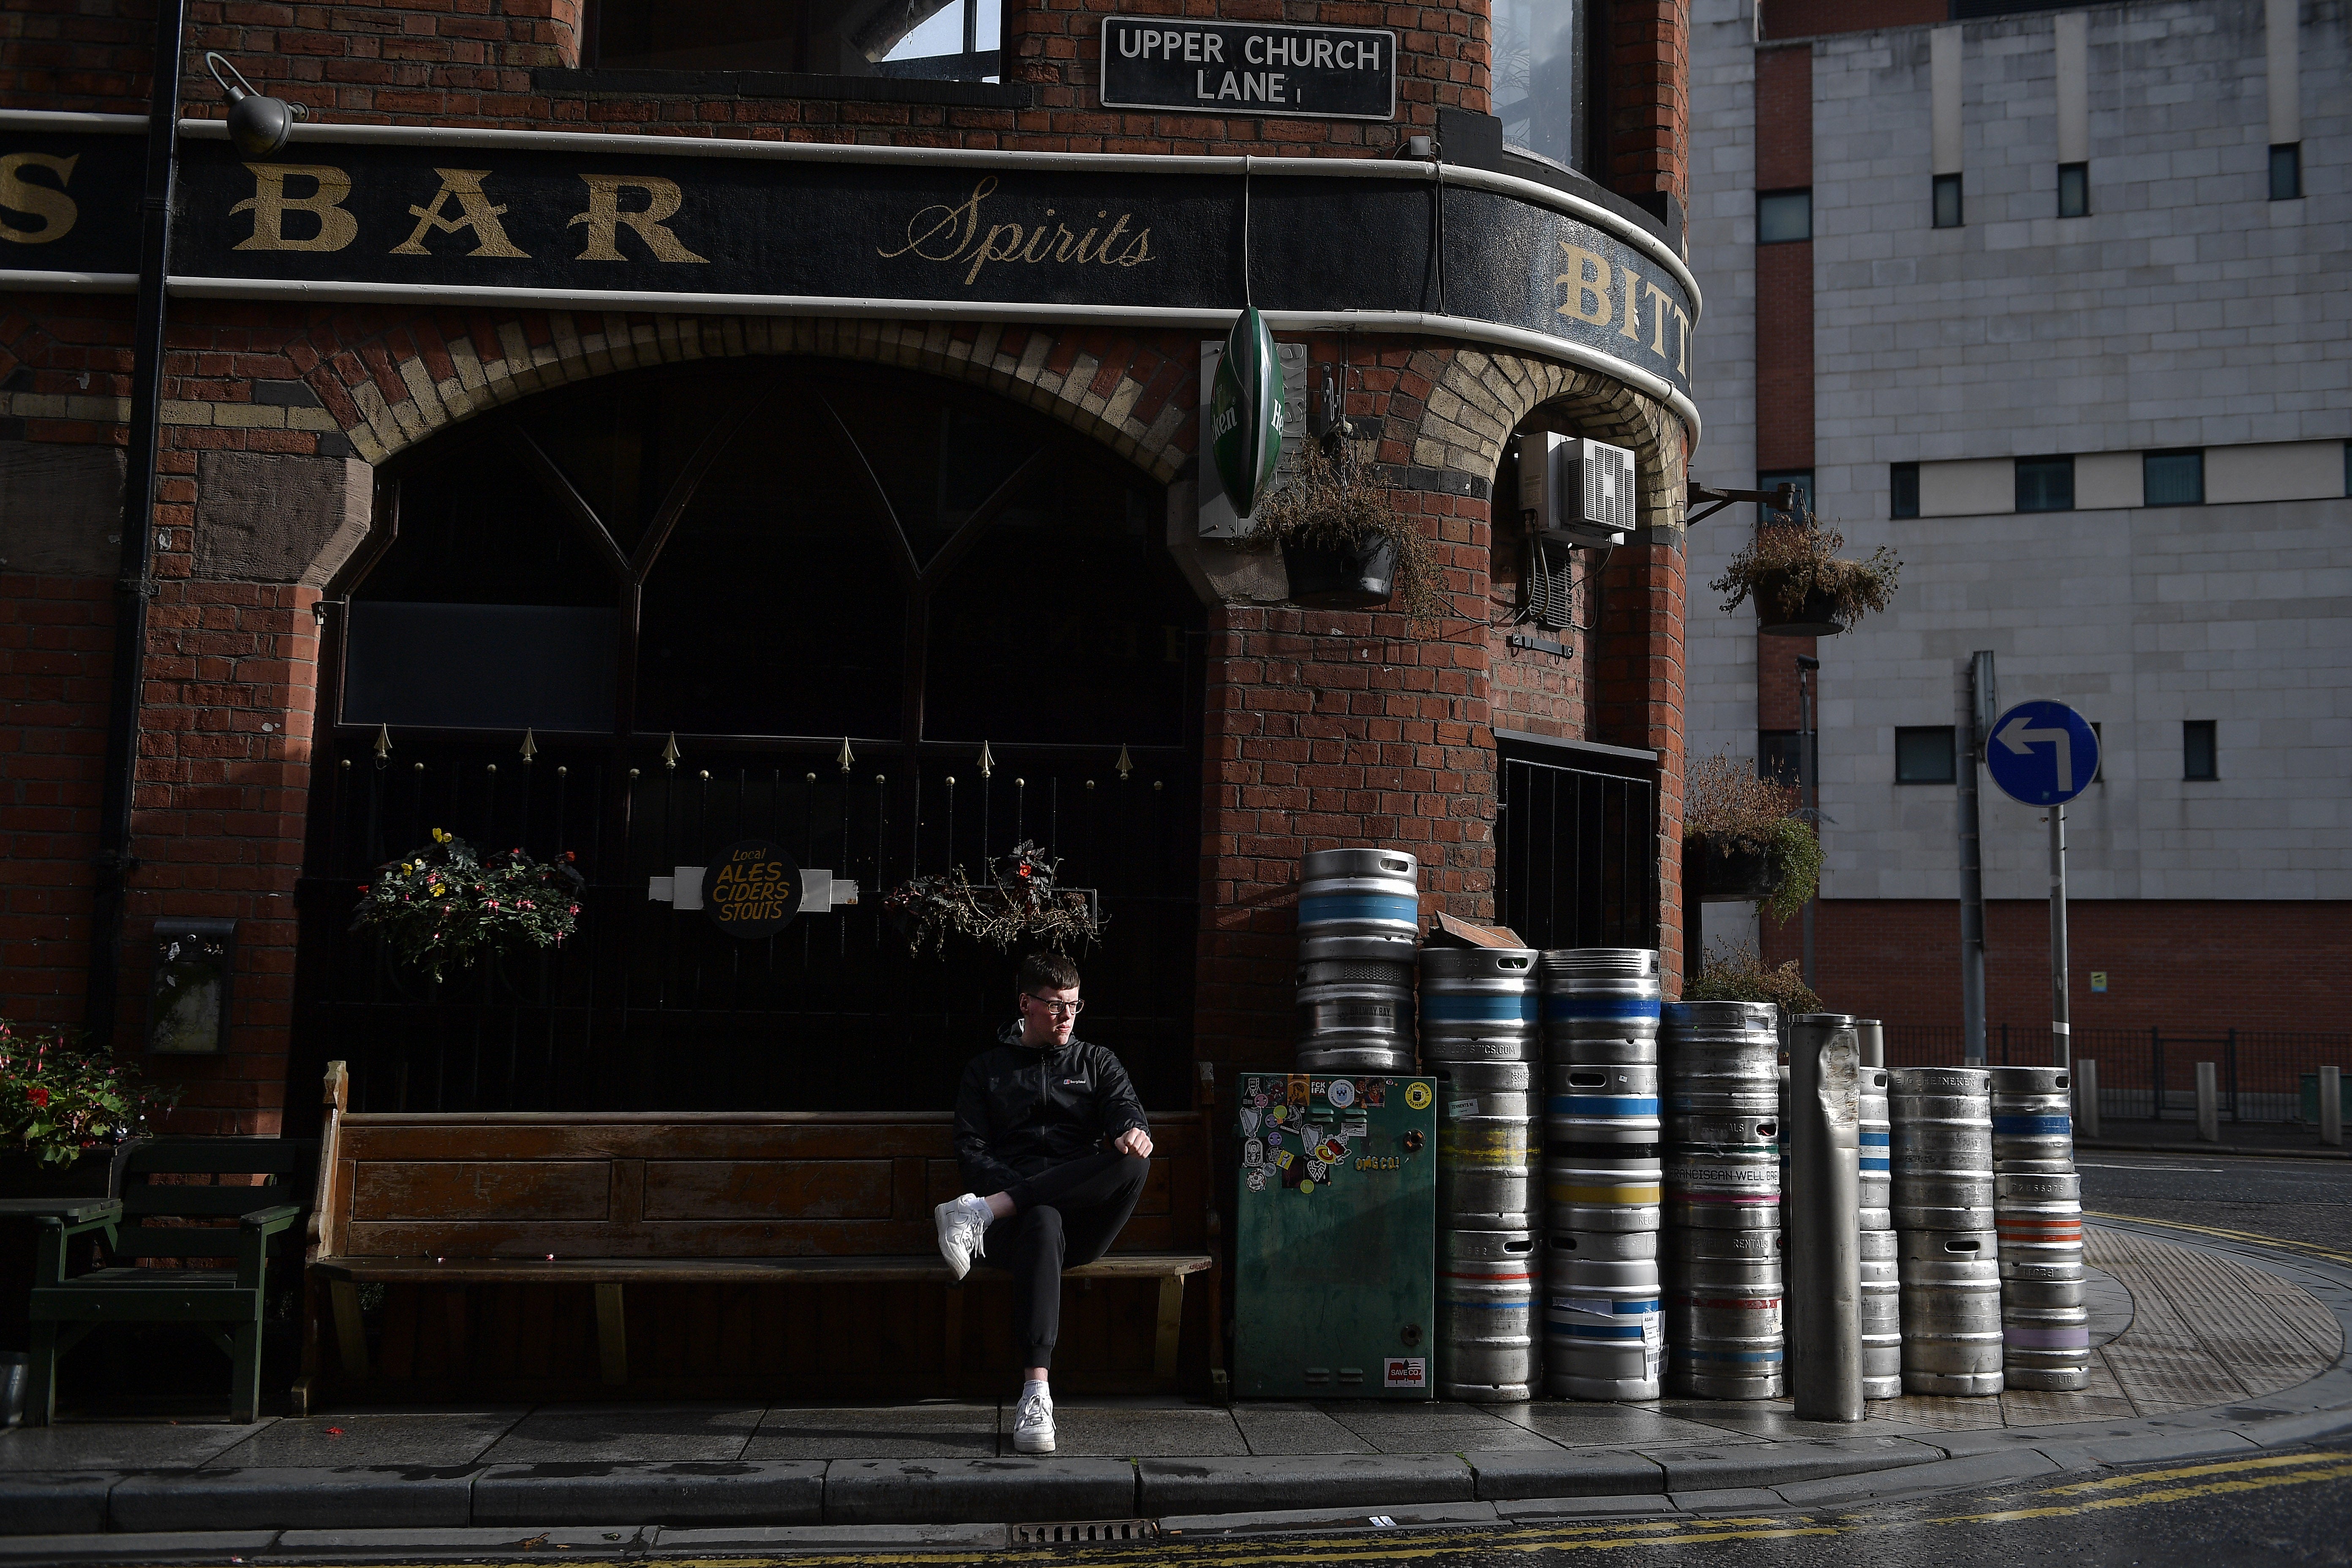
[1891,1067,2004,1396]
[1660,1001,1784,1398]
[1538,949,1664,1400]
[1857,1058,1901,1399]
[1989,1067,2090,1391]
[1424,948,1542,1401]
[1294,849,1419,1074]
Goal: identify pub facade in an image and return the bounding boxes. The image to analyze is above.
[2,0,1698,1395]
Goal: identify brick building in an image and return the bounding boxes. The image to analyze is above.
[0,1,1702,1154]
[1683,0,2349,1047]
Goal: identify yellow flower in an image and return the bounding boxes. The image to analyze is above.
[432,828,449,844]
[400,863,413,874]
[430,885,445,897]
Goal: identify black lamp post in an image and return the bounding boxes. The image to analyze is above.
[85,15,309,1051]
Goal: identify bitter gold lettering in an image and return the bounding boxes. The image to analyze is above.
[230,163,358,253]
[0,152,78,244]
[568,174,708,262]
[392,169,528,258]
[1642,279,1675,356]
[1555,242,1612,327]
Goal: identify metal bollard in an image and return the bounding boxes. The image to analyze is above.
[2196,1062,2219,1143]
[2076,1058,2101,1141]
[2322,1066,2344,1148]
[1787,1013,1864,1422]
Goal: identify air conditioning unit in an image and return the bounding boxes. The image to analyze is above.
[1517,433,1636,546]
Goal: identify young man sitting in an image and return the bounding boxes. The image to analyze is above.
[934,952,1152,1455]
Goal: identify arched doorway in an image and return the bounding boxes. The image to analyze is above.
[290,359,1206,1119]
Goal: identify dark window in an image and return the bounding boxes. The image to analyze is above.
[1491,0,1611,176]
[588,0,970,73]
[1757,468,1813,529]
[1757,730,1802,789]
[1757,188,1813,244]
[1891,462,1920,519]
[1895,726,1957,784]
[2058,161,2089,218]
[2016,456,2075,513]
[2270,143,2302,201]
[2183,720,2218,780]
[1933,172,1964,229]
[2143,449,2205,507]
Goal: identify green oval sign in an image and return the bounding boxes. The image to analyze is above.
[1211,305,1285,516]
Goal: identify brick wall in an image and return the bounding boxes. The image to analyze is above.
[1762,0,1943,43]
[1760,898,2352,1037]
[1607,0,1693,210]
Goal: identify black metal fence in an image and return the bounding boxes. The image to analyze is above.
[1494,749,1658,951]
[1882,1025,2352,1125]
[288,733,1201,1122]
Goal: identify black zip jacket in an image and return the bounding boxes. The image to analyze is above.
[953,1020,1150,1194]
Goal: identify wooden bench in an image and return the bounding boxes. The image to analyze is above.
[300,1062,1221,1404]
[30,1137,318,1425]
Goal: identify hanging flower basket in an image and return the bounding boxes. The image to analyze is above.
[1684,832,1783,902]
[352,830,585,983]
[1755,574,1848,637]
[882,841,1105,959]
[1281,535,1398,609]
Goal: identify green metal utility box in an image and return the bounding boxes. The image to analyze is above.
[1233,1072,1437,1399]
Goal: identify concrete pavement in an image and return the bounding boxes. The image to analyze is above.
[0,1217,2345,1562]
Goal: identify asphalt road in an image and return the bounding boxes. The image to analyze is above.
[2077,1151,2352,1255]
[1112,1448,2352,1568]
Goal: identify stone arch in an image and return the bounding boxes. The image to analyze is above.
[1417,348,1689,533]
[288,310,1205,483]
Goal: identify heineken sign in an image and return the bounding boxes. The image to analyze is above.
[1211,308,1285,516]
[1099,18,1398,120]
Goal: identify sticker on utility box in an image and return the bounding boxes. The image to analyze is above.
[1383,1357,1427,1389]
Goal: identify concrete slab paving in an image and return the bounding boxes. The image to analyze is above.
[204,1411,525,1469]
[0,1422,267,1470]
[478,1403,762,1464]
[1642,1435,1947,1491]
[1465,1447,1666,1499]
[1016,1406,1251,1458]
[1648,1400,1945,1441]
[1229,1404,1377,1456]
[0,1473,112,1537]
[1317,1404,1560,1454]
[745,1405,1001,1460]
[1489,1402,1757,1448]
[1771,1448,2064,1508]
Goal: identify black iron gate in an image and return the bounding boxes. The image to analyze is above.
[291,735,1199,1119]
[1494,739,1659,950]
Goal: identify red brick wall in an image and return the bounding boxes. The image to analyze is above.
[1606,0,1692,210]
[1590,538,1685,991]
[1760,898,2352,1038]
[1755,631,1816,731]
[0,574,112,1036]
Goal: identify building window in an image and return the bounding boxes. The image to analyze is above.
[1890,462,1920,519]
[1758,730,1802,789]
[2183,721,2218,781]
[588,0,993,75]
[1933,172,1963,229]
[2143,449,2205,507]
[1757,468,1813,529]
[2016,456,2074,513]
[1895,726,1957,784]
[1492,0,1609,176]
[1757,188,1812,244]
[2270,144,2302,201]
[2057,161,2089,218]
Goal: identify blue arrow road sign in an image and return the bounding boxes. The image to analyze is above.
[1985,700,2100,806]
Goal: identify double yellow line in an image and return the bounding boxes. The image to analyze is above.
[618,1450,2352,1568]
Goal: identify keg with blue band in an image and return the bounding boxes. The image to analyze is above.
[1543,996,1664,1021]
[1297,894,1421,925]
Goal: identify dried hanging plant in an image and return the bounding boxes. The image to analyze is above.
[1682,944,1823,1014]
[1250,436,1449,625]
[1710,516,1901,626]
[882,841,1105,958]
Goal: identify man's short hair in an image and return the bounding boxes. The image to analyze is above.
[1017,951,1082,995]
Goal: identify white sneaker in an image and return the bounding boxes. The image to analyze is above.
[934,1194,990,1281]
[1012,1387,1056,1454]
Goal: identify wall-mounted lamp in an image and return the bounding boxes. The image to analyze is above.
[203,52,306,158]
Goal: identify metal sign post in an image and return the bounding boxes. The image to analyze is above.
[1984,699,2099,1071]
[1956,653,1994,1067]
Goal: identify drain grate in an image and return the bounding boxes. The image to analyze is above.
[1012,1519,1160,1546]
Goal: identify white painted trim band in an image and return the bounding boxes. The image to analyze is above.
[0,270,142,292]
[0,109,147,133]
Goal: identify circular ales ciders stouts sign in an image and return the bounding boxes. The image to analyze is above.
[701,840,803,939]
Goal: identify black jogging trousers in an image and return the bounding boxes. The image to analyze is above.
[977,1149,1150,1369]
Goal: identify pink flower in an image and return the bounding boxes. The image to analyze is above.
[27,1086,49,1108]
[568,905,580,915]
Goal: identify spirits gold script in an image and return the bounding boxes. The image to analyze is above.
[879,177,1154,286]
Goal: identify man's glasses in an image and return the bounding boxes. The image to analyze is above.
[1024,994,1085,1017]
